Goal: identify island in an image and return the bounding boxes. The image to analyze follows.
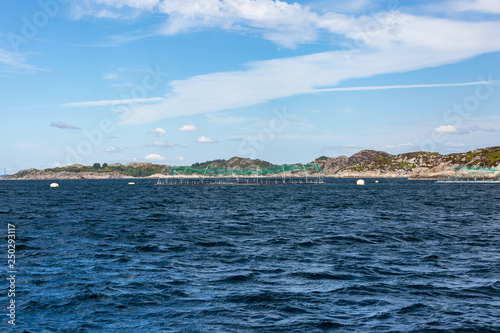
[3,146,500,180]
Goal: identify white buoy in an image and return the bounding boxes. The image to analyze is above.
[375,180,379,183]
[356,179,365,186]
[50,183,59,188]
[128,182,135,185]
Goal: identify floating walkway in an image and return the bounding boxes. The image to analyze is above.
[155,163,324,186]
[436,179,500,184]
[156,177,324,186]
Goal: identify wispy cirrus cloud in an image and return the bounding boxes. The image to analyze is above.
[452,0,500,13]
[443,141,466,148]
[148,141,177,148]
[61,97,163,108]
[0,48,45,72]
[106,146,123,153]
[314,80,500,93]
[73,1,500,127]
[103,72,120,80]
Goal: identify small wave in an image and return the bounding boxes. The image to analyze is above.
[195,241,235,247]
[297,240,318,247]
[226,291,291,304]
[135,245,161,252]
[290,271,356,281]
[324,235,376,244]
[217,274,254,283]
[423,254,439,261]
[14,244,38,250]
[316,320,343,329]
[281,305,310,314]
[397,302,429,314]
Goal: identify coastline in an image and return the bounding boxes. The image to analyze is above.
[4,146,499,181]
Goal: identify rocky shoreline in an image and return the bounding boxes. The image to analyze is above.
[3,146,499,180]
[313,147,500,179]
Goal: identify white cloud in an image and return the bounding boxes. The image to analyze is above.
[178,125,197,131]
[75,1,500,126]
[197,136,216,143]
[0,48,43,72]
[206,113,249,124]
[16,142,44,150]
[434,125,471,134]
[169,156,185,162]
[385,142,416,149]
[150,141,176,147]
[157,0,326,48]
[435,125,459,134]
[50,122,80,130]
[149,128,168,136]
[443,142,466,148]
[106,146,123,153]
[452,0,500,14]
[468,126,500,133]
[61,97,163,108]
[315,80,500,93]
[94,0,160,10]
[77,0,354,48]
[144,153,184,162]
[69,0,158,20]
[144,153,166,161]
[0,49,25,68]
[103,73,119,80]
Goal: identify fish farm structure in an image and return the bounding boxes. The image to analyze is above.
[437,166,500,183]
[155,164,324,186]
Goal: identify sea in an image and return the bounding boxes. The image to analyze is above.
[0,178,499,332]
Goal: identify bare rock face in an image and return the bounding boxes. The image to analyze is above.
[124,162,151,168]
[12,170,133,180]
[348,150,392,165]
[312,146,500,179]
[318,156,349,174]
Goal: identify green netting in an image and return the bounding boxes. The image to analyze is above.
[453,166,499,172]
[162,164,322,176]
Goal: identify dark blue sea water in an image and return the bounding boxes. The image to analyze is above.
[1,178,499,332]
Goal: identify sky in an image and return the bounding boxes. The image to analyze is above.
[1,0,500,172]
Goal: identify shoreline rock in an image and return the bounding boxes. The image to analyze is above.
[3,146,499,180]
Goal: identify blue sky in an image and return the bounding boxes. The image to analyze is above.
[1,0,500,172]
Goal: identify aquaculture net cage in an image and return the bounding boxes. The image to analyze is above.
[160,163,323,178]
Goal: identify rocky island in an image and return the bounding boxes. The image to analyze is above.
[3,146,500,180]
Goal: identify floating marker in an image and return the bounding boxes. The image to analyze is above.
[375,180,379,183]
[50,183,59,188]
[357,179,365,186]
[128,182,135,185]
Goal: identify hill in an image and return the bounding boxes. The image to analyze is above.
[4,147,500,180]
[312,146,500,179]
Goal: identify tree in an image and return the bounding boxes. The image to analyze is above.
[92,163,101,169]
[102,163,108,168]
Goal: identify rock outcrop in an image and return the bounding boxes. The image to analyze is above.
[9,170,133,180]
[4,146,500,180]
[313,147,500,179]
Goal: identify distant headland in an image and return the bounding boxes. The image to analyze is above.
[3,146,500,180]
